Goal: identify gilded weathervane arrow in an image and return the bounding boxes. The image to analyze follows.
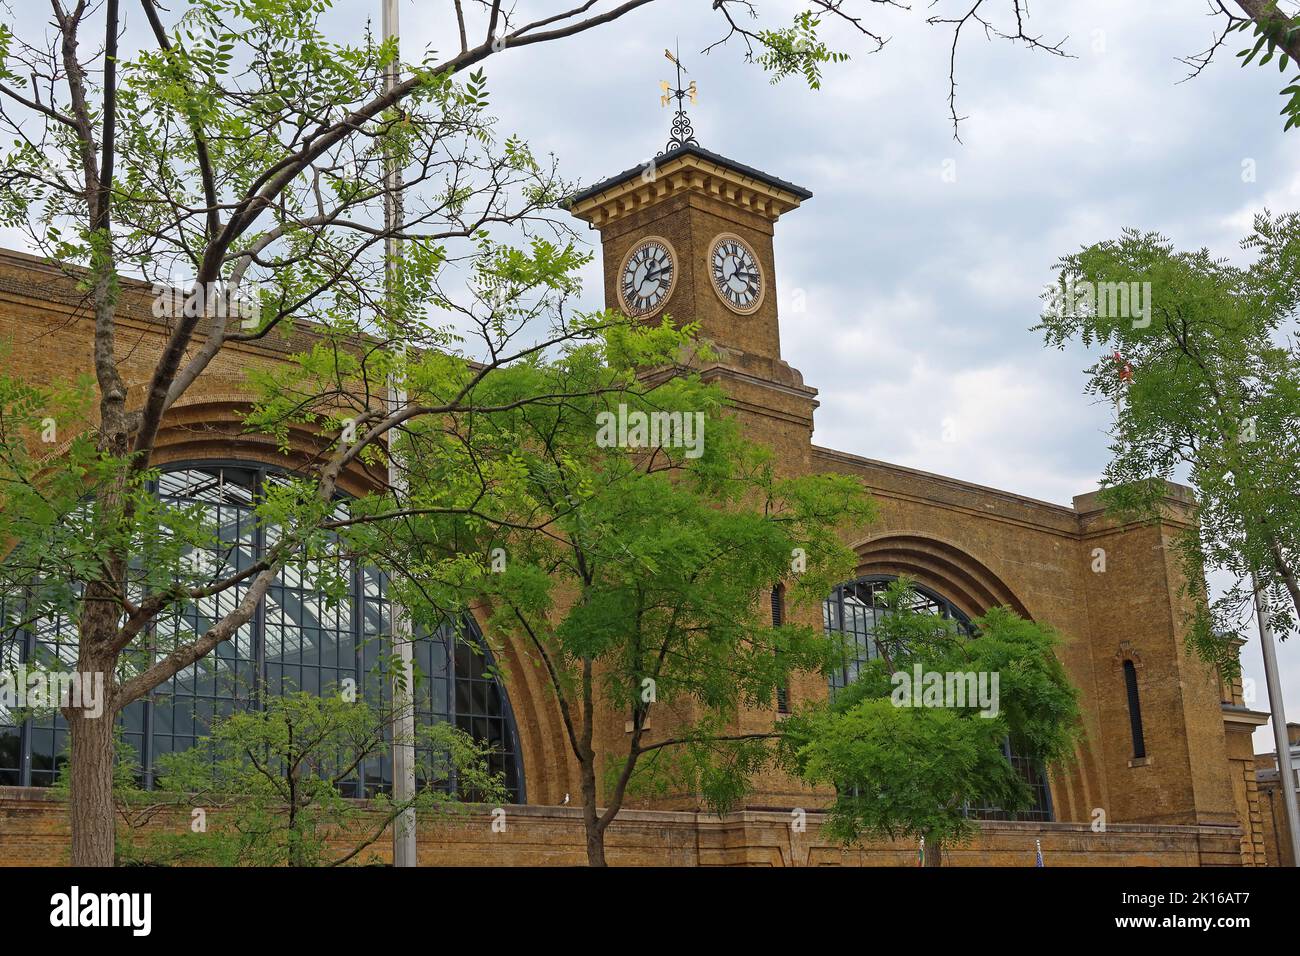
[658,41,699,156]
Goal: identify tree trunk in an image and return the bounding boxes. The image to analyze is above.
[584,817,607,867]
[579,756,606,867]
[67,705,118,867]
[924,834,943,867]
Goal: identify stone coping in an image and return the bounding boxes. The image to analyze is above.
[0,787,1241,837]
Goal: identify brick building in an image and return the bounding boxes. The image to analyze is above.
[0,139,1276,866]
[1257,722,1300,867]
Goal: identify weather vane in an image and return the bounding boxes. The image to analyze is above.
[657,40,698,156]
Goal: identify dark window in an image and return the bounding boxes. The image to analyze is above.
[822,574,1052,822]
[2,463,524,801]
[772,584,789,714]
[1123,659,1146,760]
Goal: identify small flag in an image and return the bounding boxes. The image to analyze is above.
[1035,839,1044,867]
[918,836,925,867]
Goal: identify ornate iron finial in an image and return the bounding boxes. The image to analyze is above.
[657,41,698,156]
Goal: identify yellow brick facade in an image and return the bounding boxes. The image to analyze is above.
[0,142,1272,864]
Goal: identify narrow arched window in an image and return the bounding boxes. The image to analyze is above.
[772,584,789,714]
[1123,659,1146,759]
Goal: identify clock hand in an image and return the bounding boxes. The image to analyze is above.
[638,270,668,295]
[638,268,668,294]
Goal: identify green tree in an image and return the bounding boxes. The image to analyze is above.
[139,690,505,867]
[410,335,876,866]
[1219,1,1300,132]
[0,0,871,865]
[56,689,506,867]
[1036,214,1300,671]
[779,579,1080,866]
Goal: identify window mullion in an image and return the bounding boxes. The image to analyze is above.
[17,586,31,788]
[252,468,268,713]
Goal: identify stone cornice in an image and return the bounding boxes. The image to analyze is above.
[1221,704,1271,729]
[567,148,809,230]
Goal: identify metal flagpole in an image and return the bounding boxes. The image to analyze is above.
[382,0,418,869]
[1253,570,1300,866]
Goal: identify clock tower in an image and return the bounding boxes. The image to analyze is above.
[567,94,830,810]
[567,106,819,464]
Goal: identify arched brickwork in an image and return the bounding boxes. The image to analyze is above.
[850,531,1031,621]
[847,530,1103,824]
[153,397,383,497]
[466,598,578,806]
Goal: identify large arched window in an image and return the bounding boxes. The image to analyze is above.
[0,462,524,801]
[822,574,1052,822]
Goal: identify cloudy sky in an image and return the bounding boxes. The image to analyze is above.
[6,0,1298,753]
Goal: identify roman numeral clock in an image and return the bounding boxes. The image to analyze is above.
[616,231,764,319]
[709,233,764,315]
[619,236,678,316]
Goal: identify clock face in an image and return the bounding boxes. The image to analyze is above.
[709,234,764,314]
[618,237,677,316]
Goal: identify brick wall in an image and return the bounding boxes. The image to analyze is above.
[0,240,1268,865]
[0,787,1244,867]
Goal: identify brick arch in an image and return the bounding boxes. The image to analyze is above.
[153,398,571,806]
[152,397,384,497]
[849,532,1031,621]
[846,531,1103,824]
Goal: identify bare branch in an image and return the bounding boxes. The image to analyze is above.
[927,0,1072,142]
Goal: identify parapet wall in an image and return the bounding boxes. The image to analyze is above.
[0,788,1245,867]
